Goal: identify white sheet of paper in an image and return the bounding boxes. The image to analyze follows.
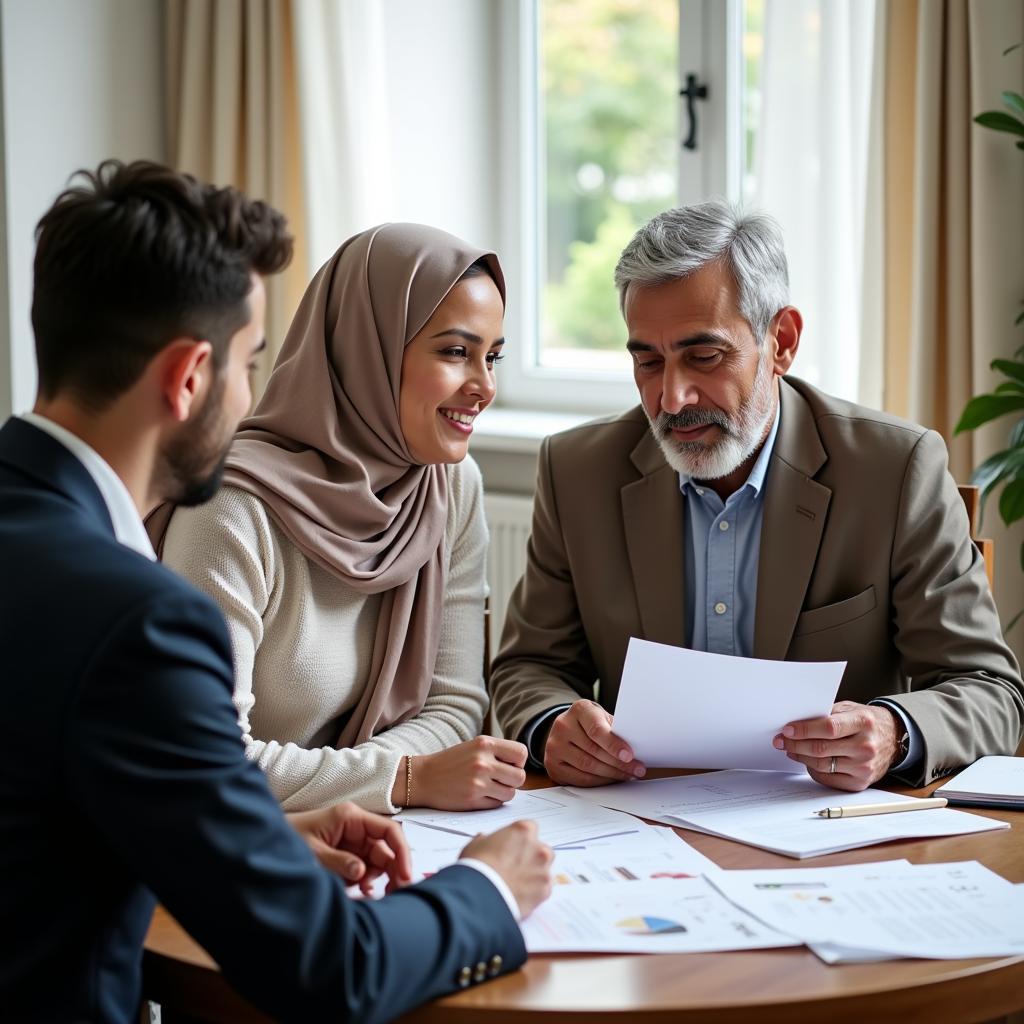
[709,861,1024,960]
[566,769,1009,858]
[399,787,647,849]
[612,638,845,770]
[522,876,797,954]
[359,819,719,900]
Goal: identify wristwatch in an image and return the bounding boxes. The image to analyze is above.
[890,725,910,769]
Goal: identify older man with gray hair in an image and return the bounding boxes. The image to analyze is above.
[490,199,1023,792]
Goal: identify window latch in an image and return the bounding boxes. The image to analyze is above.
[679,73,709,151]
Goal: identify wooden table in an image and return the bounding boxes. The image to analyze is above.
[143,772,1024,1023]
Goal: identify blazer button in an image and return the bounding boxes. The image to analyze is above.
[488,954,504,977]
[458,965,472,988]
[474,961,488,983]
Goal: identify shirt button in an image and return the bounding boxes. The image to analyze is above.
[458,966,472,988]
[488,954,504,977]
[714,602,727,615]
[474,961,488,983]
[719,520,730,531]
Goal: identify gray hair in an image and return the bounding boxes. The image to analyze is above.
[614,199,789,344]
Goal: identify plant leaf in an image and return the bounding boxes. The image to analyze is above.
[991,358,1024,384]
[1017,306,1024,321]
[998,477,1024,526]
[1006,607,1023,635]
[973,449,1024,524]
[1017,140,1024,151]
[1004,43,1023,57]
[975,111,1024,135]
[1010,417,1024,448]
[955,394,1024,433]
[1005,91,1024,117]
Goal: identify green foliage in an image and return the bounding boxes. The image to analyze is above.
[959,63,1024,629]
[544,205,637,351]
[541,0,677,350]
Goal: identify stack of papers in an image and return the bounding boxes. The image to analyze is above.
[935,756,1024,810]
[565,769,1009,858]
[708,860,1024,962]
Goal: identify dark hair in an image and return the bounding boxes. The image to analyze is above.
[32,159,293,407]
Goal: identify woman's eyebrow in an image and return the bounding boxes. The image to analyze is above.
[431,328,505,345]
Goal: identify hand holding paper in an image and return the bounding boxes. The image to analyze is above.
[613,638,844,771]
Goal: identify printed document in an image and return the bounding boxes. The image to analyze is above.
[709,860,1024,960]
[613,638,844,770]
[399,787,647,849]
[523,876,797,954]
[566,769,1008,858]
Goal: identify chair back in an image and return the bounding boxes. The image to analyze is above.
[958,484,994,588]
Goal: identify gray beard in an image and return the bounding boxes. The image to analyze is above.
[645,353,776,480]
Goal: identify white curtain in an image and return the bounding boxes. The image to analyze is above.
[750,0,879,405]
[292,0,394,273]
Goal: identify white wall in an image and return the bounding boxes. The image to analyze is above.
[0,0,164,419]
[380,0,502,253]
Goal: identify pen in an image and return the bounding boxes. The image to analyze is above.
[815,797,948,819]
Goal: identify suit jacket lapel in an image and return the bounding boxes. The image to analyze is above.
[622,428,686,647]
[754,380,831,660]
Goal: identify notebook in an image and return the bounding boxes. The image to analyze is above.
[935,756,1024,810]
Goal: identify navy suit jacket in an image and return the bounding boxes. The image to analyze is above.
[0,417,525,1023]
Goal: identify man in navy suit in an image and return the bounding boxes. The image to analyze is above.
[0,161,552,1023]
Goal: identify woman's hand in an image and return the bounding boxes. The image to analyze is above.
[399,736,528,810]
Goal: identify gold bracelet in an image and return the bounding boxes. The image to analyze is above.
[405,754,413,808]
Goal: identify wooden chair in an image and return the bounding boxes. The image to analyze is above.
[958,484,995,588]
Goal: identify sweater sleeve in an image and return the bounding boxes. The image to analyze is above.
[162,469,489,816]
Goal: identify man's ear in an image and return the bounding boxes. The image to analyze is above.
[159,339,214,423]
[768,306,802,376]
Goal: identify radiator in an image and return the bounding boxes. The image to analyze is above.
[483,493,534,656]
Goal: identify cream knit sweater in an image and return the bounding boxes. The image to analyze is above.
[162,457,489,814]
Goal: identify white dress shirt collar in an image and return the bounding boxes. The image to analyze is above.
[21,412,156,560]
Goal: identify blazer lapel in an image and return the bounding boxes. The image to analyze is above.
[622,429,686,647]
[753,380,831,660]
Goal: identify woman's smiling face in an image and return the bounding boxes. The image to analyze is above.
[399,271,505,465]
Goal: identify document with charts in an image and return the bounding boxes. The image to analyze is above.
[522,876,797,954]
[565,769,1008,858]
[708,860,1024,961]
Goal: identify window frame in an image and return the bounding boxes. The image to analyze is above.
[495,0,743,414]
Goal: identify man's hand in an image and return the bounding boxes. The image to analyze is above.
[543,699,646,787]
[460,820,554,919]
[287,802,413,895]
[773,700,904,791]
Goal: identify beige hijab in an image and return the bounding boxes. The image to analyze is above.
[158,223,504,748]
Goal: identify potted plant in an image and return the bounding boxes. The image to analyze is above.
[954,51,1024,632]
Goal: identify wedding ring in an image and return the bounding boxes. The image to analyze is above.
[829,756,837,774]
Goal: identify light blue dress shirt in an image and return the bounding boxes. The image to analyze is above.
[680,406,780,657]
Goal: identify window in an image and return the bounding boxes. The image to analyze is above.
[498,0,877,412]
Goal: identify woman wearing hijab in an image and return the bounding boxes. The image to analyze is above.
[159,223,527,815]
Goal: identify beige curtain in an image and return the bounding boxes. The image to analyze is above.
[165,0,309,396]
[878,0,1024,657]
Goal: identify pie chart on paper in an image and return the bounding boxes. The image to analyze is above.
[615,915,688,936]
